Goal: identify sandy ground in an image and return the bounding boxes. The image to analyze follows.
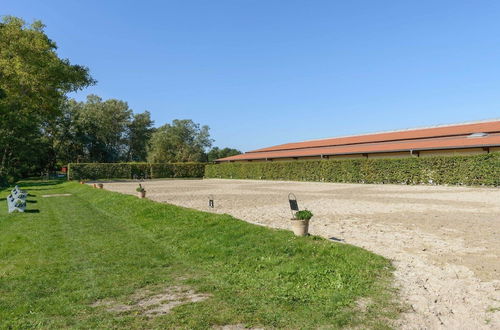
[103,179,500,329]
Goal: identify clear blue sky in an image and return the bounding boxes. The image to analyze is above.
[4,1,500,151]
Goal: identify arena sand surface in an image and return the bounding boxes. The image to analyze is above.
[104,179,500,329]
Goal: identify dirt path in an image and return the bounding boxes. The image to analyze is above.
[103,179,500,329]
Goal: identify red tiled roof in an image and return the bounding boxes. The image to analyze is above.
[217,120,500,162]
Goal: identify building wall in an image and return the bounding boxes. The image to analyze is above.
[328,154,366,160]
[419,148,487,157]
[293,156,322,160]
[226,147,497,162]
[269,157,297,161]
[243,158,268,162]
[490,147,500,152]
[366,152,411,159]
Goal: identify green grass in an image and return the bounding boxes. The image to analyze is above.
[0,180,400,329]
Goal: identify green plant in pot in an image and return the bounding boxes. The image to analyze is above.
[136,184,146,198]
[291,209,313,236]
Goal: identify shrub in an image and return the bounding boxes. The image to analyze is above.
[205,152,500,186]
[67,163,131,180]
[130,163,150,179]
[150,163,205,178]
[67,162,205,180]
[0,175,8,188]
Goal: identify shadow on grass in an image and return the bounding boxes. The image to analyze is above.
[27,200,37,204]
[17,180,67,192]
[29,187,65,191]
[10,178,67,189]
[17,179,67,188]
[24,209,40,213]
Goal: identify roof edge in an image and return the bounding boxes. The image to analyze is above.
[248,118,500,153]
[216,143,500,162]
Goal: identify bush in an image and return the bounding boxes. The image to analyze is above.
[150,163,206,178]
[205,152,500,186]
[68,163,131,180]
[67,163,205,180]
[0,175,9,188]
[130,163,150,179]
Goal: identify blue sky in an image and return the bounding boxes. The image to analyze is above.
[3,1,500,151]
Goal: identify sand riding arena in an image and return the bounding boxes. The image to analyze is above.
[103,179,500,329]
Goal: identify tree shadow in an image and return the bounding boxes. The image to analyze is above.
[30,187,64,191]
[16,179,66,188]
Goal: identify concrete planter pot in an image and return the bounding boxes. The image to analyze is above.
[97,183,104,189]
[291,219,310,236]
[138,191,146,198]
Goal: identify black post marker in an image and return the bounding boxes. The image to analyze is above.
[288,193,299,219]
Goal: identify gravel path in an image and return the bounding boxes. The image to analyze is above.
[103,179,500,329]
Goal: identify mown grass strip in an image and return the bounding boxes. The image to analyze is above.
[0,180,400,328]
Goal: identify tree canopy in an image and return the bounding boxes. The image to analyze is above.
[0,16,240,184]
[147,120,213,163]
[0,16,94,182]
[50,95,155,165]
[207,147,242,162]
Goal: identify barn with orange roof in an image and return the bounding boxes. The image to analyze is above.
[216,120,500,163]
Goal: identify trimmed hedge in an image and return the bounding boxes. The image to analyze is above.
[150,163,206,178]
[205,153,500,186]
[68,162,205,180]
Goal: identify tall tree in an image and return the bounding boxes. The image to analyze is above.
[148,119,213,163]
[126,111,154,162]
[47,99,86,165]
[207,147,242,162]
[76,95,132,162]
[0,16,94,182]
[49,96,154,164]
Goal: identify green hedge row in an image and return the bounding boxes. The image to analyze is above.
[205,153,500,186]
[67,163,205,180]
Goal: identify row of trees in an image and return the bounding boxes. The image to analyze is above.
[55,96,154,164]
[56,95,241,165]
[0,16,240,184]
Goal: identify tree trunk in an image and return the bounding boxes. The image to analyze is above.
[0,147,8,177]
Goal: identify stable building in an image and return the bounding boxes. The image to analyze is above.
[216,119,500,163]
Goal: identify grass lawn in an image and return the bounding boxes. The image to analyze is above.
[0,180,400,329]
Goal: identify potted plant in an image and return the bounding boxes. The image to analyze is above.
[291,210,313,236]
[97,183,104,189]
[136,184,146,198]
